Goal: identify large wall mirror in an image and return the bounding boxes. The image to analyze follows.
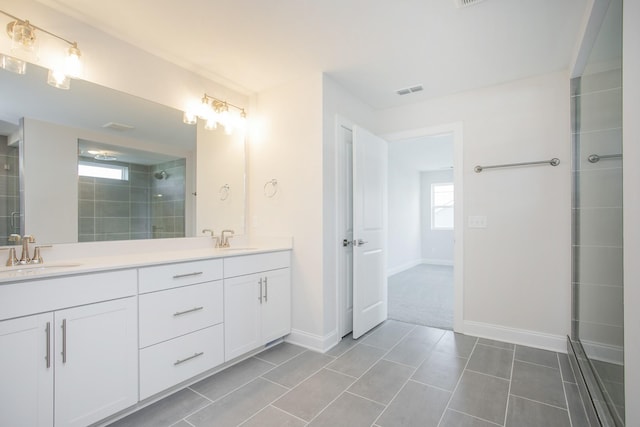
[0,62,246,245]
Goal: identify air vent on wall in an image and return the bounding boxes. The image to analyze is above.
[454,0,485,8]
[396,84,424,96]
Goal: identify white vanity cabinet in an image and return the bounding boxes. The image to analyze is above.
[224,251,291,360]
[0,270,138,427]
[138,259,225,400]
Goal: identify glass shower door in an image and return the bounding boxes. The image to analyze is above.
[571,0,624,425]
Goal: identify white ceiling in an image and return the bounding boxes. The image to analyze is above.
[35,0,590,109]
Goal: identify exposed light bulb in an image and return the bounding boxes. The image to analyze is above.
[65,43,82,78]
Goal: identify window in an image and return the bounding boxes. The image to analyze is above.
[431,183,454,230]
[78,161,129,181]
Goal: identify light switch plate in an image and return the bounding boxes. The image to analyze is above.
[468,215,487,228]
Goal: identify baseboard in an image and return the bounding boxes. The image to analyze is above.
[285,328,338,353]
[422,258,454,266]
[580,339,624,365]
[387,259,422,276]
[463,320,567,353]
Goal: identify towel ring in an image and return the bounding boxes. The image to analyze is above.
[264,179,278,198]
[219,184,230,201]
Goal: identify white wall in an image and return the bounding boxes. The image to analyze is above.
[420,170,455,265]
[249,73,325,346]
[375,72,572,350]
[387,153,421,275]
[623,0,639,423]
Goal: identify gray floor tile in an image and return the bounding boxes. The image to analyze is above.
[564,381,589,427]
[412,350,467,391]
[327,343,386,377]
[433,331,477,358]
[505,395,570,427]
[467,344,514,380]
[190,357,275,401]
[478,338,515,350]
[376,380,450,427]
[348,359,414,404]
[109,388,209,427]
[273,369,355,421]
[308,392,385,427]
[406,324,446,345]
[439,409,500,427]
[169,421,192,427]
[558,353,576,383]
[591,359,625,383]
[186,378,287,427]
[255,342,306,365]
[360,320,414,349]
[511,360,567,408]
[449,370,510,425]
[515,345,560,369]
[383,335,437,367]
[262,350,334,388]
[239,405,306,427]
[326,334,359,357]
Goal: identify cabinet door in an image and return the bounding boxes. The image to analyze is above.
[54,297,137,427]
[261,268,291,343]
[0,313,54,427]
[224,273,262,361]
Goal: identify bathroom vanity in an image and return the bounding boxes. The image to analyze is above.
[0,243,291,427]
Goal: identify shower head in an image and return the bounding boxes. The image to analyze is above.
[154,170,168,180]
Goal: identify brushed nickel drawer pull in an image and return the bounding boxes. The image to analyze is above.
[258,277,263,303]
[61,319,67,364]
[264,276,268,302]
[173,306,204,317]
[45,321,51,368]
[174,351,204,366]
[172,271,204,279]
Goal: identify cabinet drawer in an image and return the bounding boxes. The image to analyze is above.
[224,251,290,278]
[139,324,224,400]
[139,281,223,348]
[139,259,223,293]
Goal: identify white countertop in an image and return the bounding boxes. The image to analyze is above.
[0,239,292,284]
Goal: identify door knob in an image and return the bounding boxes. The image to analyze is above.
[355,239,368,246]
[342,239,353,247]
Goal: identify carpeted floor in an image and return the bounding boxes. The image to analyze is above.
[387,264,454,330]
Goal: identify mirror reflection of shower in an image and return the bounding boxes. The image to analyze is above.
[154,170,169,180]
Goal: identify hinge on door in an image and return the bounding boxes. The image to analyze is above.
[342,239,353,247]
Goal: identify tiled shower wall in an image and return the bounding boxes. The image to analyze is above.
[78,159,185,242]
[150,159,186,239]
[0,137,20,244]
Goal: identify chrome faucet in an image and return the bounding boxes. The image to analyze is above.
[19,235,36,264]
[220,229,235,248]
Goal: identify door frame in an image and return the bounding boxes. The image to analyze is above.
[382,122,464,332]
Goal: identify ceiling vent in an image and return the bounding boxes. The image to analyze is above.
[102,122,135,131]
[454,0,485,8]
[396,84,424,96]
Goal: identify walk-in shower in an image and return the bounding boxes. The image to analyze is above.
[569,0,624,425]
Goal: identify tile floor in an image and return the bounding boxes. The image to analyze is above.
[108,320,589,427]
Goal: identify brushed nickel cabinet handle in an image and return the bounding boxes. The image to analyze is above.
[45,321,51,368]
[258,277,263,303]
[61,319,67,364]
[264,276,268,302]
[173,306,204,317]
[172,271,203,279]
[174,352,204,366]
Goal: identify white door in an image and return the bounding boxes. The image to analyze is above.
[338,124,354,337]
[0,313,54,427]
[352,125,388,339]
[54,297,138,427]
[224,273,262,360]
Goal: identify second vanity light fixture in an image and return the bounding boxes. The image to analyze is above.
[183,93,247,135]
[0,9,83,89]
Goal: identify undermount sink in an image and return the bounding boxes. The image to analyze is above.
[0,263,83,276]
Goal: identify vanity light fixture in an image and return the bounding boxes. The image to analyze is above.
[0,9,83,88]
[183,93,247,135]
